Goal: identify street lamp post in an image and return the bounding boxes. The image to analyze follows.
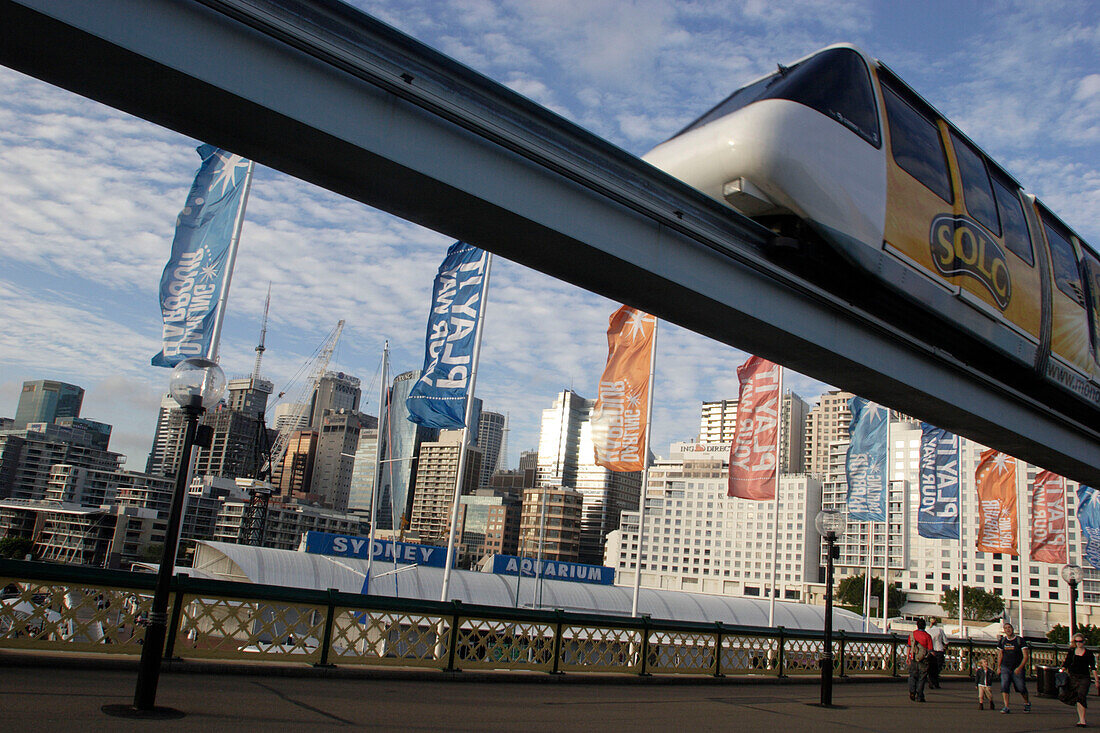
[1062,563,1084,637]
[105,358,224,719]
[816,509,846,707]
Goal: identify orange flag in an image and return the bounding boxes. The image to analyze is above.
[591,306,656,472]
[727,356,781,500]
[1030,470,1068,563]
[974,449,1018,555]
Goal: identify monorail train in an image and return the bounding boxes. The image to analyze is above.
[643,44,1100,411]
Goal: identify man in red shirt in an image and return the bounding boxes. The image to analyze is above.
[908,618,934,702]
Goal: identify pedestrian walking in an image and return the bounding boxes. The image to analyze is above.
[975,657,996,710]
[1060,632,1099,728]
[908,618,934,702]
[996,622,1031,713]
[928,617,948,688]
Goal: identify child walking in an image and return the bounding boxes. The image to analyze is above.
[975,658,996,710]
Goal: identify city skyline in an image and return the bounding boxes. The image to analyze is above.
[2,1,1097,473]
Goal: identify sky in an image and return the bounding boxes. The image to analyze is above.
[0,0,1097,472]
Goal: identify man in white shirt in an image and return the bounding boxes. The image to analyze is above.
[927,617,948,688]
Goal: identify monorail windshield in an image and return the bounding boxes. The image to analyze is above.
[672,48,880,147]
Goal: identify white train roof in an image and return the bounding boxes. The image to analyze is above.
[193,541,871,633]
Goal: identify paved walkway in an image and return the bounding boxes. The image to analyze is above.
[0,657,1091,731]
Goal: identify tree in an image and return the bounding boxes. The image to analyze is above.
[834,573,906,616]
[1048,624,1100,645]
[940,585,1004,621]
[0,536,35,560]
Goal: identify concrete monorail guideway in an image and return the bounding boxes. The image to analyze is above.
[2,0,1099,485]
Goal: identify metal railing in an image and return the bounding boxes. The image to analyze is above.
[0,559,1071,678]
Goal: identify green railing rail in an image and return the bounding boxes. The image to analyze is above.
[0,558,1068,678]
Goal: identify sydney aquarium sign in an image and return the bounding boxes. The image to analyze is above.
[303,531,448,568]
[490,555,614,586]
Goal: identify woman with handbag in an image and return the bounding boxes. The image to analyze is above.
[1060,633,1100,727]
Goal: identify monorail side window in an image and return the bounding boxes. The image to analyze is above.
[991,176,1034,266]
[1083,251,1100,361]
[949,131,999,235]
[881,84,953,203]
[673,48,880,147]
[1042,212,1085,306]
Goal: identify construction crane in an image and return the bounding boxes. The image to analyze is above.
[259,319,345,481]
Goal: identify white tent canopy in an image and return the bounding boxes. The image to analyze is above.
[193,541,870,632]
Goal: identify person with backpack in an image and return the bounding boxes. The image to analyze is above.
[908,618,934,702]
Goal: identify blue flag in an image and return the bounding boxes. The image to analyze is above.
[151,145,251,367]
[406,241,489,429]
[1077,485,1100,569]
[917,423,959,539]
[845,397,887,522]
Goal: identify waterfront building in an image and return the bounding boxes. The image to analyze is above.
[518,485,583,562]
[408,430,482,545]
[13,379,84,429]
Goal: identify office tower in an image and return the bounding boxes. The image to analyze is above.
[226,376,274,419]
[309,371,361,429]
[476,410,505,488]
[273,430,319,499]
[408,430,482,544]
[458,489,521,564]
[13,380,84,429]
[804,389,855,476]
[347,427,379,515]
[273,402,310,432]
[518,485,583,562]
[146,394,180,475]
[519,450,538,475]
[376,370,438,533]
[698,392,809,473]
[606,442,823,599]
[310,410,377,511]
[535,390,641,565]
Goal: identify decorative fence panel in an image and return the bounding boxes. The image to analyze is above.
[1,560,1063,680]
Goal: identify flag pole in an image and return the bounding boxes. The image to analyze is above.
[206,160,254,363]
[365,341,388,595]
[958,436,965,636]
[440,253,493,602]
[767,368,783,627]
[1016,458,1026,634]
[631,319,659,618]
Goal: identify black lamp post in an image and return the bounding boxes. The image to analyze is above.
[104,358,224,719]
[816,508,846,707]
[1062,563,1084,637]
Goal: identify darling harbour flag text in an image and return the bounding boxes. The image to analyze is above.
[974,449,1017,554]
[917,423,959,539]
[845,397,887,522]
[591,306,656,472]
[1030,470,1067,563]
[1077,485,1100,569]
[727,356,780,500]
[152,145,251,367]
[406,241,488,429]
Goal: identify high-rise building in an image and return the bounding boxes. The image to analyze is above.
[273,430,319,500]
[13,380,84,429]
[273,402,310,432]
[310,409,376,511]
[457,489,521,565]
[606,442,823,599]
[408,430,482,544]
[376,370,437,533]
[309,371,361,429]
[698,391,809,473]
[804,390,854,477]
[226,376,274,419]
[476,410,506,489]
[0,424,123,501]
[536,390,642,565]
[518,485,583,562]
[347,427,379,515]
[518,450,538,475]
